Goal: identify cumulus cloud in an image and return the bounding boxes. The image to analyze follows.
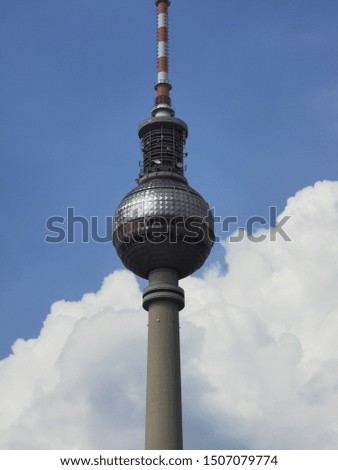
[1,180,338,449]
[0,271,146,449]
[181,180,338,449]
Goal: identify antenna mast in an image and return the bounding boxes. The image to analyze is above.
[153,0,174,116]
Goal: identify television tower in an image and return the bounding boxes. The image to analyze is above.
[113,0,214,450]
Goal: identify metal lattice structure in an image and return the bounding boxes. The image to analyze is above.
[140,125,186,176]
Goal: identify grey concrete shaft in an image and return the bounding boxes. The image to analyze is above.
[144,269,183,450]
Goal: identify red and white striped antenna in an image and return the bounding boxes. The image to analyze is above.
[153,0,174,117]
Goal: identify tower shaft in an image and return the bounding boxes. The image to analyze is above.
[143,269,184,450]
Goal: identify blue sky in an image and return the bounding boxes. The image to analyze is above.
[1,0,337,357]
[1,0,338,449]
[0,0,338,355]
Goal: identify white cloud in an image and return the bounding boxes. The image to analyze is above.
[181,180,338,449]
[0,271,146,449]
[1,180,338,449]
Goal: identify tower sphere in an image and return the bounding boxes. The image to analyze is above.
[113,103,214,281]
[113,173,214,280]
